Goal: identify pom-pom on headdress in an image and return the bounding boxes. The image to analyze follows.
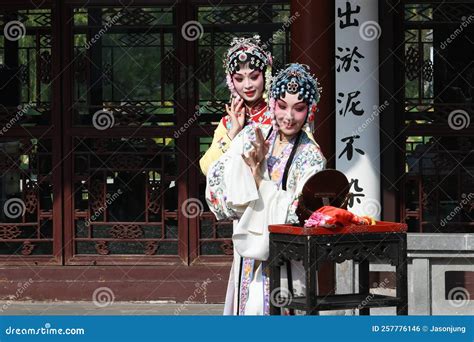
[224,35,273,99]
[269,63,322,132]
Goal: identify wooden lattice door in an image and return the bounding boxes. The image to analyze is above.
[0,1,292,272]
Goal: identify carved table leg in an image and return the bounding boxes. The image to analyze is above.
[286,261,295,315]
[306,239,319,315]
[358,259,370,315]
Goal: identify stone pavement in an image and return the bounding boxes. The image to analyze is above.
[0,301,396,315]
[0,301,224,315]
[0,300,396,316]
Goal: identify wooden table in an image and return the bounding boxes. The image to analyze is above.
[268,221,408,315]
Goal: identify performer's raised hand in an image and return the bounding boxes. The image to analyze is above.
[250,127,269,164]
[225,97,245,139]
[242,127,269,187]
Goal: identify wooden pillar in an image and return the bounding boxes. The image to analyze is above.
[290,0,335,168]
[379,0,401,222]
[291,0,336,296]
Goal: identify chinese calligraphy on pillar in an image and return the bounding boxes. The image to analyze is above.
[335,0,381,219]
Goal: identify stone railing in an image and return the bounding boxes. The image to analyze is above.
[334,233,474,315]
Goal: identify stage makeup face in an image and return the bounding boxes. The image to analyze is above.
[274,92,308,138]
[231,63,264,105]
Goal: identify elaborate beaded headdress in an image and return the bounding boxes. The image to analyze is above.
[224,35,273,100]
[269,63,322,132]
